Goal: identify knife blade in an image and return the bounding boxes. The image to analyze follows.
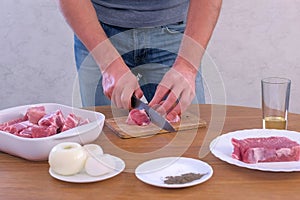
[131,95,176,132]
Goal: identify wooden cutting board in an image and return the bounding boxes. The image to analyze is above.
[105,112,207,139]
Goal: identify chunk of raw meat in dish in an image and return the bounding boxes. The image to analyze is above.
[231,136,300,164]
[31,125,57,138]
[0,105,90,138]
[38,110,65,131]
[61,113,81,132]
[26,106,46,124]
[0,115,28,129]
[2,121,32,135]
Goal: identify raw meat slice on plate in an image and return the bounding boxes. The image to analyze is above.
[232,136,300,164]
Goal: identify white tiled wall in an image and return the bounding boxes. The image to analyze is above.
[1,0,300,114]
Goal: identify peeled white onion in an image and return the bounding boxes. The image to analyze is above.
[83,144,104,157]
[84,154,116,177]
[48,142,87,176]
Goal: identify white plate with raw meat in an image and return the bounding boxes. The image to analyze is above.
[0,103,105,161]
[135,157,213,188]
[210,129,300,172]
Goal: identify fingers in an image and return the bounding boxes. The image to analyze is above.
[149,69,196,121]
[103,68,143,109]
[166,110,180,122]
[150,85,183,121]
[150,76,183,117]
[113,86,132,109]
[134,88,144,99]
[148,85,170,107]
[157,91,178,114]
[165,91,193,121]
[151,90,192,122]
[112,78,142,109]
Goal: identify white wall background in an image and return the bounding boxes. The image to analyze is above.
[0,0,81,109]
[1,0,300,113]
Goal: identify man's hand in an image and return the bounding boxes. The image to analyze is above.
[102,57,143,109]
[149,0,222,120]
[149,57,197,121]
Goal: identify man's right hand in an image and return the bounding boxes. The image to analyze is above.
[102,57,143,109]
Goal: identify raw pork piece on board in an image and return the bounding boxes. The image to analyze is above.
[126,109,151,126]
[232,136,300,164]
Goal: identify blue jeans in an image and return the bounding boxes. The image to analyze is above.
[74,21,205,107]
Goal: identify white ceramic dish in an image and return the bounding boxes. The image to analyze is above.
[0,103,105,161]
[210,129,300,172]
[49,154,125,183]
[135,157,213,188]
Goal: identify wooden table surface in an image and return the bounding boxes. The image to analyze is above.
[1,104,300,200]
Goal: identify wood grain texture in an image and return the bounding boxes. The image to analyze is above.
[1,104,300,200]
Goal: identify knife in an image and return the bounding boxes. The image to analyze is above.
[131,95,176,132]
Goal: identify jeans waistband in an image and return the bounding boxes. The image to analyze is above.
[100,20,185,29]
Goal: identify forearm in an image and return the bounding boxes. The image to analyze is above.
[57,0,120,72]
[185,0,222,48]
[176,0,222,70]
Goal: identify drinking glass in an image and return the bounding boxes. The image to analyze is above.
[261,77,291,129]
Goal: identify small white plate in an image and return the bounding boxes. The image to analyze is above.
[135,157,213,188]
[210,129,300,172]
[49,155,125,183]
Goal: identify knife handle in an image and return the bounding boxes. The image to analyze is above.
[131,95,138,109]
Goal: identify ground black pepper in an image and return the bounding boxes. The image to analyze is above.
[163,172,206,184]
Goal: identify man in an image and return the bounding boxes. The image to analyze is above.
[57,0,222,121]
